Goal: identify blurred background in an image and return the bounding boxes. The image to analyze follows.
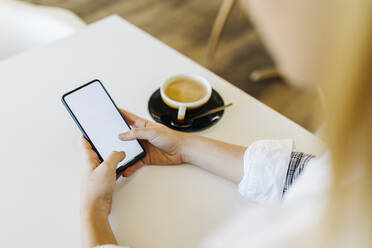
[20,0,321,132]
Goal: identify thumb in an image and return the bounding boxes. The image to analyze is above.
[105,151,126,169]
[118,128,156,141]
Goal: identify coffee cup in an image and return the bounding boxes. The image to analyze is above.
[160,74,212,120]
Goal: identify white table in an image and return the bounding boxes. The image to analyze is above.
[0,15,325,248]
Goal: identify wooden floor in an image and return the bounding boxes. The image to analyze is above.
[24,0,320,132]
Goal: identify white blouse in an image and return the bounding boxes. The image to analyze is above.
[96,139,331,248]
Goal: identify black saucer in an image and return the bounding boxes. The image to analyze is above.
[148,89,225,132]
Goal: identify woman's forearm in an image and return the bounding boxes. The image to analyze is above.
[180,134,246,183]
[81,209,118,248]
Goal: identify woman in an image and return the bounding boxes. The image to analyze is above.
[80,0,372,247]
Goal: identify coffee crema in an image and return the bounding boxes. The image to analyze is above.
[164,78,207,103]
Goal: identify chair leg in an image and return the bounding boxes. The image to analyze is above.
[206,0,237,65]
[250,67,282,82]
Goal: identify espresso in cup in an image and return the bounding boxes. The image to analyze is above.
[160,74,212,120]
[164,78,207,103]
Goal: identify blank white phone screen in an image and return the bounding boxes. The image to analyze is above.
[64,81,144,168]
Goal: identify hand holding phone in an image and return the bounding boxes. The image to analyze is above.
[62,80,146,174]
[117,109,185,176]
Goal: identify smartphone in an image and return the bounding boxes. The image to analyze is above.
[61,79,146,174]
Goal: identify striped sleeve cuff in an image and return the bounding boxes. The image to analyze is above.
[282,152,314,195]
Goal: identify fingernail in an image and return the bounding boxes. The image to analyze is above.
[115,151,125,157]
[118,132,129,140]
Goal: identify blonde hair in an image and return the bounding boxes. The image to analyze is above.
[316,1,372,246]
[236,0,372,245]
